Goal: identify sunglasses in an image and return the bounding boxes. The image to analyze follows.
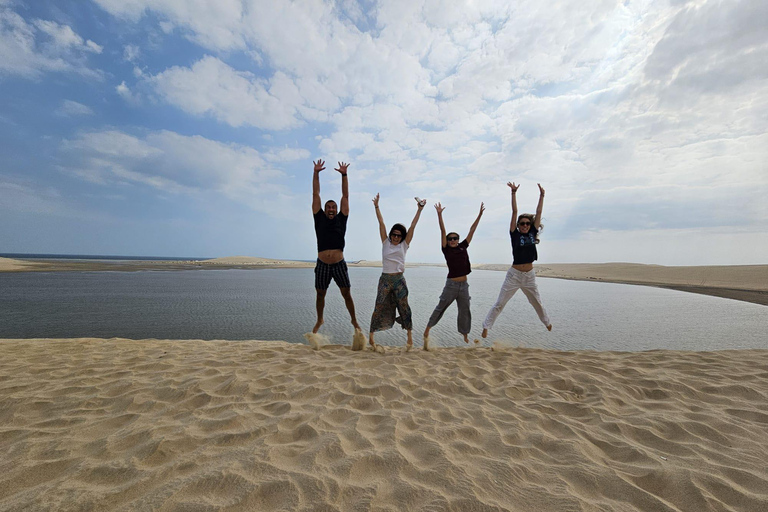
[391,233,402,238]
[447,236,459,241]
[518,221,531,226]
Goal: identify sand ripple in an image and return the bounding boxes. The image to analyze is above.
[1,339,768,511]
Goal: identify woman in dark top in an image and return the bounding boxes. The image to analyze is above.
[423,201,485,348]
[482,182,551,338]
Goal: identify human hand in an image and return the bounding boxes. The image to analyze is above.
[435,202,445,214]
[313,159,325,172]
[415,197,427,208]
[479,202,485,215]
[538,183,545,196]
[507,182,519,193]
[335,162,350,175]
[373,193,380,208]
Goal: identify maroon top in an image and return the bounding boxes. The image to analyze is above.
[441,240,471,278]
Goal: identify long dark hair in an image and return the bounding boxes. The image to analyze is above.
[389,223,407,241]
[517,214,542,243]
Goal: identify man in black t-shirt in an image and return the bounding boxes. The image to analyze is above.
[311,159,360,337]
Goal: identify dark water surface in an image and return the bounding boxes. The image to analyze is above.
[1,267,765,351]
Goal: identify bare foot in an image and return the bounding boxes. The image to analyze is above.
[423,335,430,351]
[463,334,469,344]
[312,319,324,333]
[547,324,553,331]
[352,321,361,331]
[482,328,488,338]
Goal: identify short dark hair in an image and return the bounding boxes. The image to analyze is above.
[446,232,460,240]
[325,200,337,208]
[389,223,408,241]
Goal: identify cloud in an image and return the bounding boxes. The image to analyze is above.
[55,99,94,117]
[60,129,295,214]
[123,43,140,62]
[116,80,138,103]
[0,5,102,79]
[147,56,303,129]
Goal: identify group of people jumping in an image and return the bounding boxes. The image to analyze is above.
[311,159,552,351]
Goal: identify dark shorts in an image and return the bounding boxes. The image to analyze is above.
[315,259,351,290]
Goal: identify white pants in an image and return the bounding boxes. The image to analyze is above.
[483,267,550,330]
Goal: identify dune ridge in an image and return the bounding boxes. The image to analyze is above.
[1,338,767,511]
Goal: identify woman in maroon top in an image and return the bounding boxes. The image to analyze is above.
[423,201,485,348]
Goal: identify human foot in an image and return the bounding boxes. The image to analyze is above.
[547,324,552,331]
[312,319,324,333]
[481,328,488,338]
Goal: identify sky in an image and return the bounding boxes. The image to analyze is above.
[1,0,766,265]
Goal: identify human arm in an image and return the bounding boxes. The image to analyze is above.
[508,182,519,232]
[465,202,485,245]
[373,193,386,243]
[312,159,325,213]
[534,183,545,230]
[435,202,447,247]
[335,162,350,216]
[405,197,427,245]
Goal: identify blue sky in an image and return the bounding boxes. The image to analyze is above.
[1,0,766,265]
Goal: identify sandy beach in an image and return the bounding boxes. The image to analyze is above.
[1,338,767,511]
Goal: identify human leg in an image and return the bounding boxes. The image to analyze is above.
[482,267,521,337]
[370,275,396,347]
[455,281,471,342]
[424,280,458,341]
[331,260,360,330]
[393,276,413,347]
[313,260,332,333]
[520,272,551,329]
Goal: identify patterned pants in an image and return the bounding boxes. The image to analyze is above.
[369,273,413,332]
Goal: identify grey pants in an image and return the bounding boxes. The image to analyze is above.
[426,279,471,334]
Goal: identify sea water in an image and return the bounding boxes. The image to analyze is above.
[0,267,765,351]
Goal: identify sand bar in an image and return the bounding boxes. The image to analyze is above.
[478,263,768,306]
[1,338,767,511]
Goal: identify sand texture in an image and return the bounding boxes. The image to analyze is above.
[0,257,41,272]
[2,339,767,511]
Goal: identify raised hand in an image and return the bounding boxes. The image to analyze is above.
[507,181,520,193]
[415,197,427,208]
[538,183,545,196]
[479,202,485,215]
[313,159,325,172]
[335,162,350,175]
[373,193,380,208]
[434,202,445,214]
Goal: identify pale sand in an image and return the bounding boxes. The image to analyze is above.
[477,263,768,306]
[2,339,767,511]
[0,257,40,272]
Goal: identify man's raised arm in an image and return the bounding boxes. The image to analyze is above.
[312,159,325,214]
[335,161,350,216]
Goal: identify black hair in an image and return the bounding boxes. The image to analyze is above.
[389,223,408,241]
[446,232,460,240]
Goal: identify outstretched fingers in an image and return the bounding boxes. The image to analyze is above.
[313,159,325,172]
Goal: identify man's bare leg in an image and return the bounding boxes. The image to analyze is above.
[339,287,360,331]
[313,288,326,333]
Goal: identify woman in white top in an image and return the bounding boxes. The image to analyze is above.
[369,194,426,350]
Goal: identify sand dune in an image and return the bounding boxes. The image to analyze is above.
[1,338,767,511]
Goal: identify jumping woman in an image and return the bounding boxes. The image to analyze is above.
[482,182,551,339]
[423,202,485,347]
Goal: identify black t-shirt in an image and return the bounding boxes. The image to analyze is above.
[510,226,538,264]
[314,210,348,252]
[442,240,471,278]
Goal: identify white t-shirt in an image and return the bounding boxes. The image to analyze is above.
[382,238,408,274]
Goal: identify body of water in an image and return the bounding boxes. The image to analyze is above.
[0,267,765,351]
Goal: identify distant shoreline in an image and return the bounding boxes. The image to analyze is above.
[2,256,766,306]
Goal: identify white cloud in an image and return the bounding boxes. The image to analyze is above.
[60,129,295,214]
[55,99,94,117]
[123,43,140,62]
[116,81,138,103]
[0,6,102,78]
[148,56,303,129]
